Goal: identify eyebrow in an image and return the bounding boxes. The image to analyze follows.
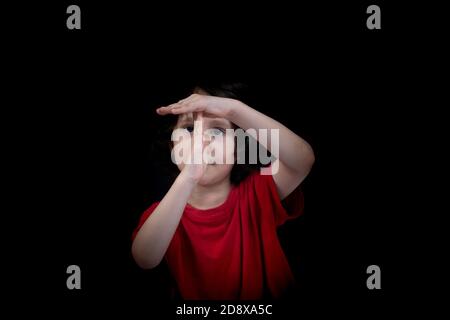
[177,116,194,127]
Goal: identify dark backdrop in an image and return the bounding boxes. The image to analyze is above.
[7,0,428,318]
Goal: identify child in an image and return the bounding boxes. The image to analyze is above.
[132,82,315,300]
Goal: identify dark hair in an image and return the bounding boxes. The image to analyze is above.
[151,81,262,186]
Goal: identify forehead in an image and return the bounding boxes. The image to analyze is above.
[176,113,233,128]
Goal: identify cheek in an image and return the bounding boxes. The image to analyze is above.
[214,135,235,162]
[205,135,234,164]
[172,132,193,165]
[224,135,235,156]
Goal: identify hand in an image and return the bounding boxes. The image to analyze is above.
[156,93,239,119]
[177,112,208,184]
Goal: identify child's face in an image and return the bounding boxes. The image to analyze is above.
[173,111,235,186]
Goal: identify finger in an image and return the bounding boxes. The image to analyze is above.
[156,105,172,113]
[171,104,202,115]
[156,103,182,115]
[156,108,172,115]
[193,112,204,164]
[156,107,169,115]
[157,97,203,115]
[178,97,189,104]
[178,94,197,104]
[193,111,203,134]
[194,112,204,148]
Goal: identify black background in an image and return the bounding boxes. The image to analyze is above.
[6,0,441,318]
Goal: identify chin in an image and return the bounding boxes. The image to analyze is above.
[198,172,218,186]
[198,165,232,186]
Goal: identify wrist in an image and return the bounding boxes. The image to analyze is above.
[225,99,245,121]
[177,169,200,187]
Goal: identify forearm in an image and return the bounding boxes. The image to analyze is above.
[132,171,196,269]
[227,101,315,173]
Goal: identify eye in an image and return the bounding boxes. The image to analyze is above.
[209,127,225,136]
[183,126,194,133]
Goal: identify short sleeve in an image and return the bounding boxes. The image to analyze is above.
[252,171,304,227]
[131,202,160,241]
[279,182,304,224]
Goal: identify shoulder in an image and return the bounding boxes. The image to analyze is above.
[238,167,277,192]
[236,167,304,226]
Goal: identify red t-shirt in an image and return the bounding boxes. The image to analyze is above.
[132,170,304,300]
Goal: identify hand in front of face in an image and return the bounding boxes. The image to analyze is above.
[177,111,209,183]
[156,93,237,119]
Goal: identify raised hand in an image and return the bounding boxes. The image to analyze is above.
[156,94,238,119]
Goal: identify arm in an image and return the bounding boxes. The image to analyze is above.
[132,113,206,269]
[132,171,197,269]
[227,101,315,199]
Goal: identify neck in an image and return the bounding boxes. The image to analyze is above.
[188,178,232,210]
